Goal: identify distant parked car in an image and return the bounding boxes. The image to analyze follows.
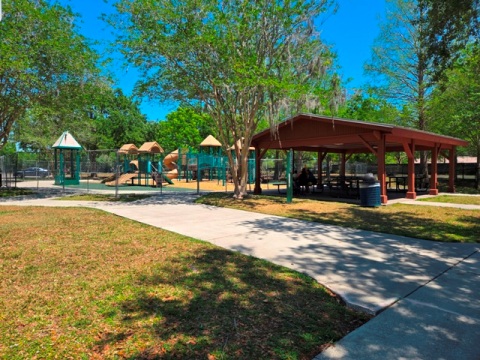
[15,167,50,178]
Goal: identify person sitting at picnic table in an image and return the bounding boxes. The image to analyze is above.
[296,167,309,193]
[292,169,298,181]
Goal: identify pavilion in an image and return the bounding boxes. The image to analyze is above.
[251,114,469,204]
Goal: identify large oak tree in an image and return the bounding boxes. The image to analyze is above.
[111,0,335,198]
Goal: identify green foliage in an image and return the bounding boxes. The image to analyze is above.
[14,82,149,152]
[339,90,400,124]
[0,0,100,150]
[0,143,16,156]
[153,107,216,153]
[421,0,480,81]
[429,45,480,146]
[89,88,149,150]
[429,44,480,186]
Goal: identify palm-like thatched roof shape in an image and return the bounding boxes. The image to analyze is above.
[138,141,164,154]
[200,135,222,147]
[118,143,139,154]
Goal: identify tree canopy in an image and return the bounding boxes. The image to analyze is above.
[0,0,100,150]
[429,44,480,187]
[111,0,336,198]
[421,0,480,80]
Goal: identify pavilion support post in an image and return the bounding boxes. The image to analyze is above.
[406,141,416,199]
[429,144,440,195]
[254,146,262,194]
[377,134,388,204]
[448,147,456,193]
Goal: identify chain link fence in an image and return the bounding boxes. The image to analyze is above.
[1,150,476,193]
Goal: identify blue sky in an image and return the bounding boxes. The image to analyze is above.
[61,0,386,121]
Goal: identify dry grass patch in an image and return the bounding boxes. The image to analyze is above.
[196,194,480,243]
[0,206,369,359]
[169,179,234,192]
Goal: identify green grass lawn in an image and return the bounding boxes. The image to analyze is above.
[0,206,370,359]
[417,194,480,205]
[196,193,480,243]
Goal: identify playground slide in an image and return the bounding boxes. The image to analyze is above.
[106,173,137,186]
[163,150,179,181]
[163,171,175,184]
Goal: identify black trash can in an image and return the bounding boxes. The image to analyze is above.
[360,173,381,207]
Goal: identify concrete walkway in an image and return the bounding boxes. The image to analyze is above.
[1,190,479,359]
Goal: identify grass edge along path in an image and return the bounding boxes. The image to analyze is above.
[416,194,480,205]
[0,206,371,360]
[57,193,152,202]
[196,193,480,243]
[0,188,34,198]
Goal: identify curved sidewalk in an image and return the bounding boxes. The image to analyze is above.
[1,192,479,359]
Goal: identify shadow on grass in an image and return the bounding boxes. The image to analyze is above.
[95,248,369,360]
[196,193,480,243]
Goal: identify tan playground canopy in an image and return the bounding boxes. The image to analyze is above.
[118,143,139,154]
[138,141,164,154]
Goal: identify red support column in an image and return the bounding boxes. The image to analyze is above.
[448,147,456,193]
[377,134,388,204]
[254,146,262,194]
[405,141,416,199]
[429,144,440,195]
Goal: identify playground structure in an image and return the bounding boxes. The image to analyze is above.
[174,135,256,184]
[53,131,82,186]
[108,141,165,187]
[162,149,179,183]
[108,135,256,188]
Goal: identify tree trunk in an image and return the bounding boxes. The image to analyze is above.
[419,150,429,178]
[476,142,480,190]
[273,150,280,180]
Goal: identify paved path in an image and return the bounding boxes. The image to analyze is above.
[316,250,480,359]
[1,191,479,359]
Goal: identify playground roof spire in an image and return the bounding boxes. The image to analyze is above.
[52,131,82,149]
[200,135,222,147]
